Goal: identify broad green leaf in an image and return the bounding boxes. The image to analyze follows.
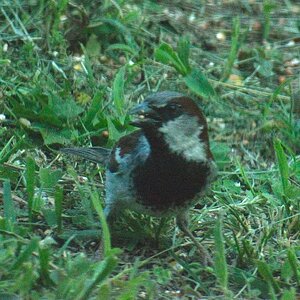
[210,141,231,169]
[155,42,188,75]
[85,34,101,58]
[43,209,57,227]
[39,168,63,189]
[50,95,84,120]
[38,127,78,145]
[184,68,216,98]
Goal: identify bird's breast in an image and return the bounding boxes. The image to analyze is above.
[132,153,212,213]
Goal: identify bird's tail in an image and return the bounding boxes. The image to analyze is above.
[61,147,111,164]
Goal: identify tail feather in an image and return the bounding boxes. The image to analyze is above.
[61,147,110,164]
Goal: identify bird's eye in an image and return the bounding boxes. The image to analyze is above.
[169,103,181,110]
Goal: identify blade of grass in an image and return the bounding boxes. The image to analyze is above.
[214,217,229,295]
[81,45,96,88]
[25,156,36,223]
[274,139,289,195]
[38,246,52,286]
[281,288,296,300]
[177,36,191,73]
[3,179,17,229]
[287,248,299,285]
[10,237,39,270]
[112,66,126,117]
[75,255,118,300]
[263,0,275,40]
[236,159,256,196]
[54,186,63,232]
[0,136,14,162]
[256,259,280,295]
[222,17,240,81]
[83,90,104,129]
[91,190,111,256]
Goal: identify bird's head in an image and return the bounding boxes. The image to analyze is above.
[130,91,213,162]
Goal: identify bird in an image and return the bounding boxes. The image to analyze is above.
[62,91,217,264]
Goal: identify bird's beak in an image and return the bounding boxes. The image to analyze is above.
[129,102,161,127]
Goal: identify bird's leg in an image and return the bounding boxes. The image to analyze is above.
[176,213,213,266]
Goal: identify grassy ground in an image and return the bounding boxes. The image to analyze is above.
[0,1,299,299]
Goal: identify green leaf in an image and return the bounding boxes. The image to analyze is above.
[55,187,63,232]
[50,96,84,120]
[214,217,228,292]
[222,17,240,80]
[274,139,289,195]
[75,255,118,300]
[38,127,77,145]
[210,141,231,170]
[177,36,190,72]
[280,288,296,300]
[91,191,111,256]
[91,18,138,50]
[107,43,138,55]
[3,180,17,226]
[153,267,171,284]
[85,34,101,58]
[112,66,126,116]
[83,90,104,129]
[11,238,39,270]
[26,156,36,222]
[287,248,300,285]
[39,168,63,189]
[281,258,293,282]
[107,118,123,143]
[256,260,280,293]
[184,68,216,98]
[255,59,274,77]
[43,209,58,227]
[81,44,96,88]
[155,42,188,75]
[38,246,52,285]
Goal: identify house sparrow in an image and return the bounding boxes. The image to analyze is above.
[63,91,217,264]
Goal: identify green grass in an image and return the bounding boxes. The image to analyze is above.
[0,1,300,299]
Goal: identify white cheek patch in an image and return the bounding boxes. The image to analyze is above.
[158,115,207,162]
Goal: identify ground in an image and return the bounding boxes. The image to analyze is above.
[0,1,299,299]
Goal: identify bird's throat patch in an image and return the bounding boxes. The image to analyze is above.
[158,115,207,162]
